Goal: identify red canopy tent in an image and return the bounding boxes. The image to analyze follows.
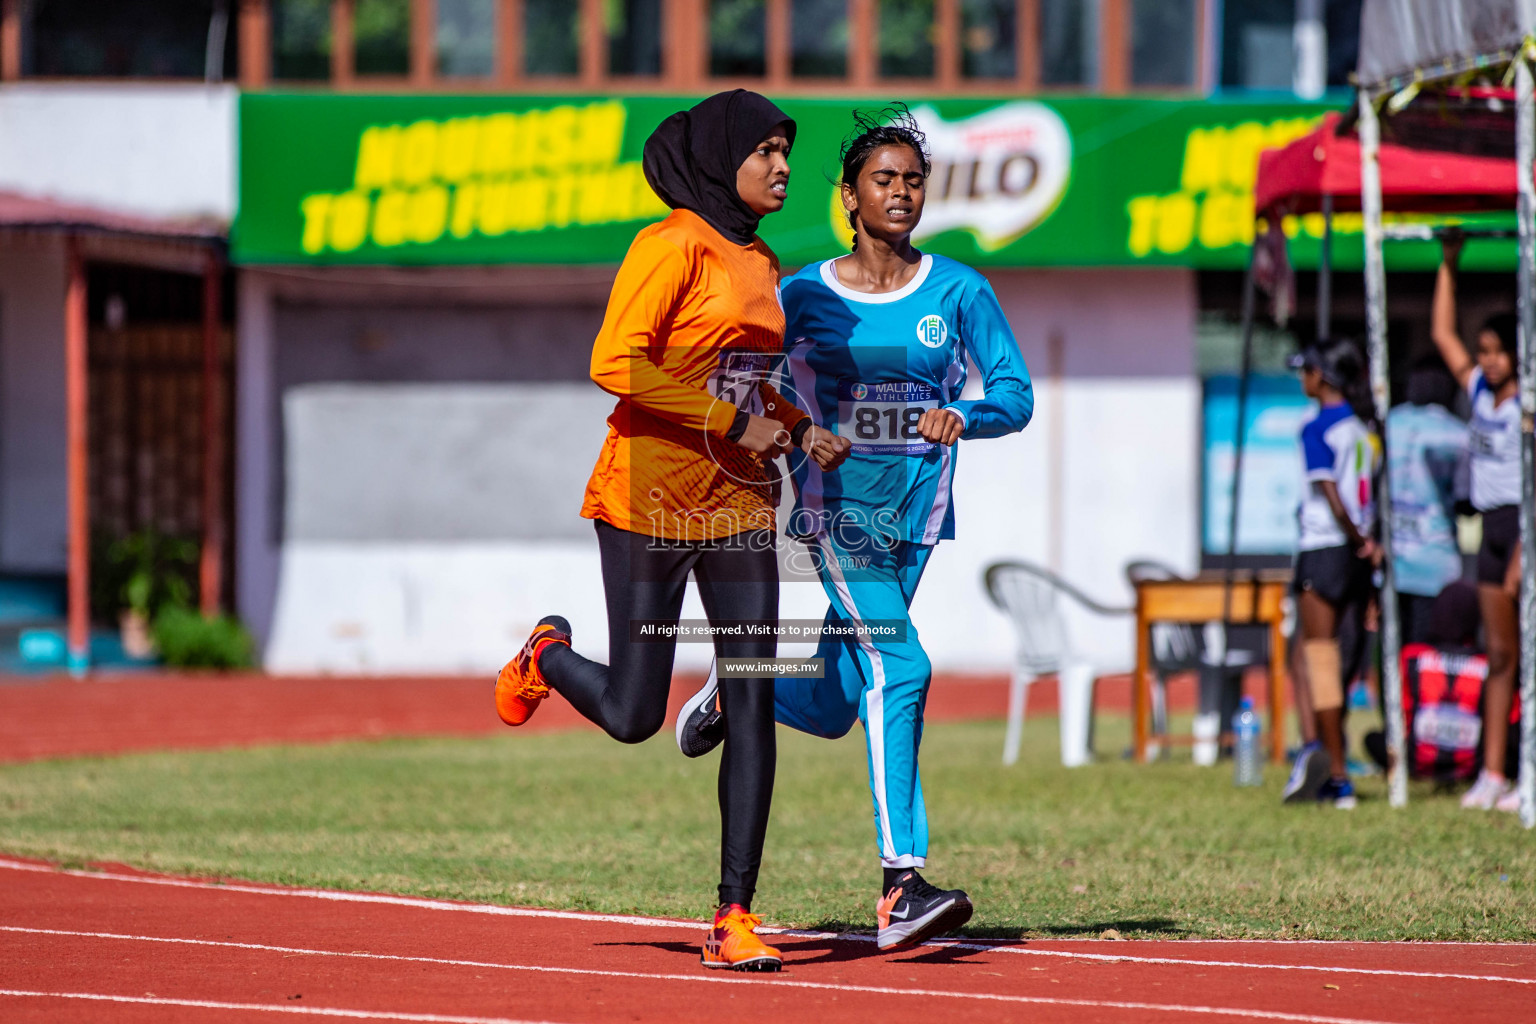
[1254,111,1519,215]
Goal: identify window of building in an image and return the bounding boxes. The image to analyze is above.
[1325,0,1361,87]
[1219,0,1360,91]
[710,0,766,77]
[608,0,663,76]
[24,0,238,78]
[1219,0,1290,91]
[961,0,1015,79]
[355,0,410,75]
[1038,0,1097,86]
[1131,0,1195,87]
[792,0,847,77]
[272,0,331,80]
[525,0,579,75]
[879,0,933,78]
[24,0,1240,92]
[437,0,496,77]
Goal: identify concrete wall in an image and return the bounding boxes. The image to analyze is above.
[252,266,1199,675]
[0,236,67,572]
[243,267,615,663]
[282,384,612,543]
[0,83,236,220]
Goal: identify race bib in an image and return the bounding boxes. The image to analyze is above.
[707,352,769,416]
[837,381,939,456]
[1390,506,1432,543]
[1470,426,1499,456]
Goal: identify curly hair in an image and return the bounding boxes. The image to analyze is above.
[838,104,931,248]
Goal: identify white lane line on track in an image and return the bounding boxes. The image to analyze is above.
[0,857,1522,952]
[0,855,1521,952]
[0,990,563,1023]
[0,974,1413,1024]
[0,924,1522,1024]
[912,938,1536,983]
[2,859,1531,986]
[0,858,706,930]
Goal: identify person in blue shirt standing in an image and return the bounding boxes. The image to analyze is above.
[1282,339,1380,810]
[1385,361,1468,645]
[675,107,1034,951]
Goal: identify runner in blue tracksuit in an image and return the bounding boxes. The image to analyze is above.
[676,107,1033,951]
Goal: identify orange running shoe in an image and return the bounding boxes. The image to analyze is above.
[494,616,571,726]
[701,904,782,972]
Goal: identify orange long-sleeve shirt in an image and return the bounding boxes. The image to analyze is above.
[581,209,808,542]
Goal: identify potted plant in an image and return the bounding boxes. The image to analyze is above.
[92,531,197,658]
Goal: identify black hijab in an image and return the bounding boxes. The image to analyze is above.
[642,90,796,245]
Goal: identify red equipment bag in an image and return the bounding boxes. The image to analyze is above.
[1398,643,1520,781]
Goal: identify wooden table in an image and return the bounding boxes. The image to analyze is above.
[1132,571,1292,764]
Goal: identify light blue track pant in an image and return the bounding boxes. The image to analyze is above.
[774,532,935,868]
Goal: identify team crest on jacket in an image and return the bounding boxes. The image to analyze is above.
[916,314,948,349]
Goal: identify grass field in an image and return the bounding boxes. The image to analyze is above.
[1,713,1532,942]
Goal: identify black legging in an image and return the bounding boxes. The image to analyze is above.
[539,518,778,909]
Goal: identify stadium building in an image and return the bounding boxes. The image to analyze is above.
[0,0,1506,676]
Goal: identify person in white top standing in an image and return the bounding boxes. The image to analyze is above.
[1283,339,1380,809]
[1430,231,1522,812]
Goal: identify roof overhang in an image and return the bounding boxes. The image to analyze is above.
[0,190,226,273]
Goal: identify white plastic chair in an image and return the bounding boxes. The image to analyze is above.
[983,561,1133,767]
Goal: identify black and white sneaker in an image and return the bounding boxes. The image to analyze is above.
[875,870,973,951]
[675,661,724,758]
[1281,741,1329,804]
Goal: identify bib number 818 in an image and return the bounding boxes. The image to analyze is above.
[854,406,924,440]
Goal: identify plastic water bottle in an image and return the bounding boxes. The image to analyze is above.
[1234,697,1262,787]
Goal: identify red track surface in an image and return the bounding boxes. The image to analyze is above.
[7,671,1495,1024]
[0,670,1178,765]
[1,855,1531,1024]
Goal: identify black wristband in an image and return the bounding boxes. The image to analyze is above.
[789,417,813,447]
[725,408,751,443]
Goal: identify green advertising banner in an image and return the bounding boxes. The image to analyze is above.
[235,92,1517,271]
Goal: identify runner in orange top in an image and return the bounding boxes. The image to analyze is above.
[493,90,849,973]
[581,205,811,542]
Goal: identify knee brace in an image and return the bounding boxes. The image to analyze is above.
[1304,638,1343,712]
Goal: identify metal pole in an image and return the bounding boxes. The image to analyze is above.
[205,0,230,82]
[199,250,225,619]
[64,235,91,678]
[1293,0,1326,100]
[1223,246,1259,625]
[1359,88,1407,808]
[1318,193,1333,338]
[1513,56,1536,829]
[1218,245,1260,755]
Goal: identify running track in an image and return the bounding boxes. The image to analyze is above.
[4,672,1512,1024]
[1,855,1532,1024]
